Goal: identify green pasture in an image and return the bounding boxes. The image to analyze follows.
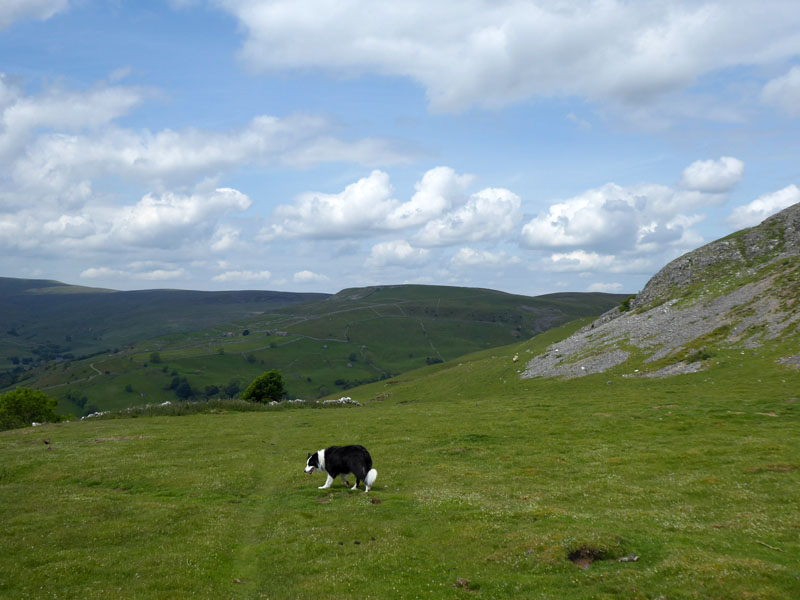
[2,321,798,599]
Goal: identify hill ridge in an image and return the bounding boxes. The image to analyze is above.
[522,202,800,379]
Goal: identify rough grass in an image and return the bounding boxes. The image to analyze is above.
[2,323,798,599]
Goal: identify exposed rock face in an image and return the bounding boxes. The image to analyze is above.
[522,202,800,380]
[630,203,800,311]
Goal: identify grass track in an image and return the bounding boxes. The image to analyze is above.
[2,323,799,598]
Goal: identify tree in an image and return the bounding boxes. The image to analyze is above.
[241,370,285,403]
[0,388,64,431]
[149,352,162,364]
[223,380,240,398]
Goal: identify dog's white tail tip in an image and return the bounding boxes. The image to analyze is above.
[365,468,377,491]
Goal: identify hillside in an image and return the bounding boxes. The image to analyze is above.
[0,277,328,375]
[2,314,797,598]
[17,284,624,415]
[522,202,800,379]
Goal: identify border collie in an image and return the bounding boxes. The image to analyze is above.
[304,445,378,493]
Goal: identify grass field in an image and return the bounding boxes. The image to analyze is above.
[2,320,798,599]
[12,286,624,415]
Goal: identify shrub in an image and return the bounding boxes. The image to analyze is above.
[241,370,286,403]
[685,349,713,363]
[0,388,64,431]
[619,295,636,312]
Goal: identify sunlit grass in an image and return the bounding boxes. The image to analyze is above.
[2,320,798,598]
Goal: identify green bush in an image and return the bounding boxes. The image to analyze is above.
[0,388,64,431]
[241,370,286,403]
[619,295,636,312]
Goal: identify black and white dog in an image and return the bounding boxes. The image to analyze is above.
[304,445,378,493]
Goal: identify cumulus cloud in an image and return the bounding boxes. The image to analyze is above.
[385,166,474,229]
[521,162,732,255]
[80,266,121,280]
[0,0,70,29]
[761,66,800,117]
[80,263,189,282]
[212,270,272,283]
[726,184,800,229]
[261,170,396,240]
[0,75,143,160]
[217,0,800,112]
[521,184,641,251]
[366,240,430,268]
[587,282,624,293]
[210,225,241,252]
[293,270,329,283]
[12,113,413,193]
[450,248,520,268]
[681,157,744,192]
[134,268,188,281]
[261,166,487,241]
[109,187,252,248]
[414,188,521,246]
[544,250,652,274]
[0,186,252,255]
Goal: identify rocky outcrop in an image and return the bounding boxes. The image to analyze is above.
[522,203,800,380]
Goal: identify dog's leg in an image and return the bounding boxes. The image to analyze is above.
[318,474,334,489]
[351,479,360,491]
[340,475,351,487]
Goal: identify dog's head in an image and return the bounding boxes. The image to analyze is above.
[305,451,321,474]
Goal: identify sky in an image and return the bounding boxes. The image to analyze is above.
[1,1,799,297]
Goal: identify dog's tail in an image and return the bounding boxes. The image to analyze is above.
[365,468,378,493]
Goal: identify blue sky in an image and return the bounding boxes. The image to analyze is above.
[1,1,799,296]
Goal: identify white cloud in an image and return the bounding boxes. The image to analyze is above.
[385,166,473,229]
[213,270,272,283]
[293,270,329,283]
[218,0,800,113]
[726,184,800,229]
[261,170,396,240]
[12,113,413,193]
[587,282,624,293]
[414,187,521,246]
[80,267,121,280]
[521,162,731,255]
[80,264,189,283]
[262,166,478,241]
[761,66,800,117]
[134,268,188,281]
[366,240,430,268]
[681,157,744,192]
[543,250,652,274]
[450,248,519,268]
[521,184,640,251]
[0,0,70,29]
[109,187,251,248]
[210,225,241,252]
[0,75,143,159]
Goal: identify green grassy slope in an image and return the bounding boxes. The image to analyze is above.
[17,285,625,415]
[2,320,798,599]
[0,277,329,370]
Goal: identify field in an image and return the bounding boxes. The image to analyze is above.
[11,285,624,415]
[2,321,798,599]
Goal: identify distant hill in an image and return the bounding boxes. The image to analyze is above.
[0,277,329,370]
[522,202,800,379]
[1,282,626,414]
